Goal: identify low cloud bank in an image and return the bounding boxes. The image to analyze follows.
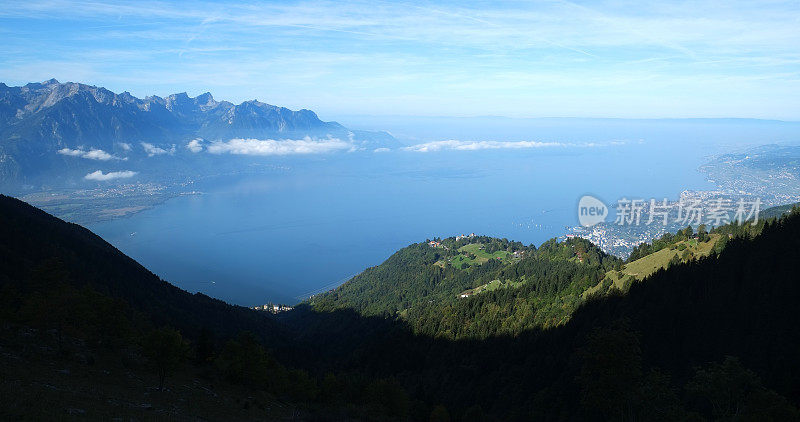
[84,170,138,181]
[402,140,605,152]
[207,137,354,156]
[141,142,176,156]
[58,147,121,160]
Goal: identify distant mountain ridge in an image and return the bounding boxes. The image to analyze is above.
[0,79,398,186]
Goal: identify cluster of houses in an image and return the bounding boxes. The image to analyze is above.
[428,234,529,264]
[252,304,293,314]
[427,233,478,248]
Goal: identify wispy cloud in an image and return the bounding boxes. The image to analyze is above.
[84,170,138,181]
[2,1,800,118]
[403,139,605,152]
[141,142,176,156]
[58,147,122,160]
[207,137,354,156]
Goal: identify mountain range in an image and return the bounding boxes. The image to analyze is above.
[0,79,398,188]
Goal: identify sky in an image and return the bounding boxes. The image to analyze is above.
[1,0,799,119]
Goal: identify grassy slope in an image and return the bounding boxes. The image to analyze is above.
[447,243,513,268]
[457,278,526,298]
[583,234,720,297]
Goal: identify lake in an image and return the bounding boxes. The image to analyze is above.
[88,118,800,305]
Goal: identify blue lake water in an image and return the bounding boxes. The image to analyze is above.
[88,118,800,305]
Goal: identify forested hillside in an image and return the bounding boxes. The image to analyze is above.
[290,208,800,420]
[312,206,788,341]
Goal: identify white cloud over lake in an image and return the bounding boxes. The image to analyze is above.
[186,138,203,153]
[207,137,354,156]
[58,147,121,160]
[58,148,84,157]
[83,149,114,160]
[84,170,138,181]
[141,142,176,156]
[402,140,604,152]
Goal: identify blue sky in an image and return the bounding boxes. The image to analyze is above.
[1,0,799,119]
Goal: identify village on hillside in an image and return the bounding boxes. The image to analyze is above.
[252,303,294,314]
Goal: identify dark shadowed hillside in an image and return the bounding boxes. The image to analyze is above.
[0,194,284,342]
[0,194,425,420]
